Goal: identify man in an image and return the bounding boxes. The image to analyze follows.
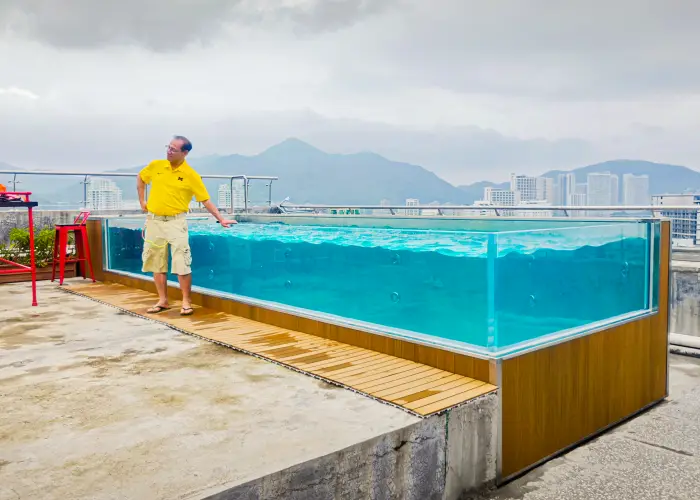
[137,135,236,316]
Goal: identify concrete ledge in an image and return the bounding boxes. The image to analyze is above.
[201,393,499,500]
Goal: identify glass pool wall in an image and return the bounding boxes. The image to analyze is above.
[102,216,660,357]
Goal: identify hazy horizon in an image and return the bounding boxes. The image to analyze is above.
[3,1,700,184]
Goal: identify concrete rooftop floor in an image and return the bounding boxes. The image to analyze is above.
[0,281,419,500]
[4,280,700,500]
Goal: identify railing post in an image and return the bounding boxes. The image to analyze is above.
[12,173,18,191]
[229,177,235,215]
[244,176,249,213]
[268,180,274,207]
[82,175,89,209]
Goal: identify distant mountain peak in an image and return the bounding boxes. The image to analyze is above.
[259,137,325,157]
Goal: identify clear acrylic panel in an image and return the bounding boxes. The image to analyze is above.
[492,221,652,351]
[104,217,496,349]
[103,216,658,355]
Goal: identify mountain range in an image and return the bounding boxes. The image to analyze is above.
[2,139,700,207]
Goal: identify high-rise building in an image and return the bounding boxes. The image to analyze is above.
[622,174,650,206]
[86,178,123,210]
[217,182,245,210]
[556,173,576,206]
[520,200,553,218]
[405,198,420,216]
[570,193,587,206]
[652,193,700,245]
[483,187,520,206]
[536,177,556,204]
[610,174,619,205]
[510,174,538,201]
[587,173,616,207]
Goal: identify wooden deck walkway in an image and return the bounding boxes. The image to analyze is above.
[64,282,497,416]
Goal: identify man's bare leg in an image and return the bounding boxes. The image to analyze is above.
[146,272,170,313]
[154,272,169,306]
[178,273,193,314]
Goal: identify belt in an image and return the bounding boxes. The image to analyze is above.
[148,212,186,221]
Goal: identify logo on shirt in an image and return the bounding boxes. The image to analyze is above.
[178,177,184,181]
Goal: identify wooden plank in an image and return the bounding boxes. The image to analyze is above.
[346,362,435,387]
[82,217,491,383]
[66,281,497,417]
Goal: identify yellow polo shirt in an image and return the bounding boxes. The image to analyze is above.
[139,159,210,216]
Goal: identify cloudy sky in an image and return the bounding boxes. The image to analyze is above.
[1,0,699,184]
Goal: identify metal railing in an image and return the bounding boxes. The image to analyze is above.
[2,169,699,246]
[0,170,278,214]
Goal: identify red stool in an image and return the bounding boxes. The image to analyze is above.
[51,211,96,285]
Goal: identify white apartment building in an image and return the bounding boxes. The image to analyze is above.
[519,200,553,218]
[86,178,123,210]
[405,198,420,216]
[623,174,650,206]
[217,183,246,210]
[587,173,616,207]
[536,177,556,205]
[510,174,538,201]
[652,193,700,245]
[556,173,576,206]
[484,187,520,206]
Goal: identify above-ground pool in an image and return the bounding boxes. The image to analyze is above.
[102,216,661,357]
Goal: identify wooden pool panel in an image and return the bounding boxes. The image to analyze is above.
[65,281,497,417]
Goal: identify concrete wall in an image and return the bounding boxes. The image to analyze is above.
[200,393,498,500]
[671,260,700,338]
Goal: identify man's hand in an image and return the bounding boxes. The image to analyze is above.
[140,200,148,213]
[218,218,238,228]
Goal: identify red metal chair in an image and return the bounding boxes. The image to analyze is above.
[51,211,95,285]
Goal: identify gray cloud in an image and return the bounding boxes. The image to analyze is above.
[0,0,398,51]
[1,0,699,181]
[0,0,235,51]
[321,0,700,99]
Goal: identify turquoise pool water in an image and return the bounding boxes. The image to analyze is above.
[105,219,658,352]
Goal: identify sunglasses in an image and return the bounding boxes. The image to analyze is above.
[165,145,183,153]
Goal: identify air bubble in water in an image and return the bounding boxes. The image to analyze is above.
[529,295,536,308]
[390,292,400,303]
[621,261,629,278]
[208,269,214,280]
[391,254,401,265]
[285,280,293,289]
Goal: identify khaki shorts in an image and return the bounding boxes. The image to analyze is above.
[141,213,192,275]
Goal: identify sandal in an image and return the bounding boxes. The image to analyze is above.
[180,307,194,316]
[146,305,170,314]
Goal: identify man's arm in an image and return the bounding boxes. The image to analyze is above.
[137,162,154,213]
[201,199,237,228]
[137,175,148,212]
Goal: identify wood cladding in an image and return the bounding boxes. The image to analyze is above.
[67,281,496,417]
[102,269,495,384]
[500,220,670,479]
